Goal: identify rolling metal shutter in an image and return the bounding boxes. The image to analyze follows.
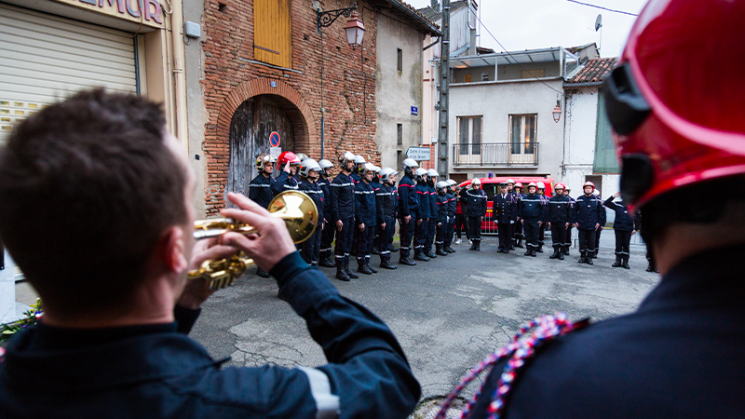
[0,3,137,142]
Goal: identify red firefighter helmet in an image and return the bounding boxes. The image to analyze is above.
[555,183,566,190]
[527,182,537,189]
[278,151,301,166]
[605,0,745,209]
[583,181,595,190]
[514,182,523,188]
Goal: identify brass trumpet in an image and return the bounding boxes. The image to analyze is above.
[188,190,318,290]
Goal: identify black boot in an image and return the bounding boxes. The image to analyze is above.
[509,241,516,250]
[391,245,400,252]
[469,243,477,251]
[336,266,350,281]
[345,262,359,279]
[319,256,336,268]
[537,244,544,253]
[549,248,560,259]
[436,246,448,256]
[592,250,598,259]
[530,247,537,257]
[445,246,456,253]
[578,252,586,264]
[371,246,380,255]
[558,252,564,260]
[475,241,481,251]
[256,267,271,278]
[524,247,532,256]
[612,256,622,267]
[367,263,378,273]
[380,259,398,270]
[357,263,373,275]
[622,257,630,269]
[425,250,438,259]
[516,239,524,248]
[563,246,570,256]
[585,254,594,265]
[399,256,416,266]
[414,252,430,261]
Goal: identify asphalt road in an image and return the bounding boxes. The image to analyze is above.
[189,232,659,415]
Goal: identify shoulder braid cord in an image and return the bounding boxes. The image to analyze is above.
[435,313,590,419]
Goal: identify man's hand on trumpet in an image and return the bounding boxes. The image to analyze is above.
[218,192,297,272]
[179,238,237,309]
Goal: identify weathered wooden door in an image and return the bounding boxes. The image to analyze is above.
[227,96,295,200]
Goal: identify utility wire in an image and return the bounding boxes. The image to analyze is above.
[565,0,639,17]
[467,7,568,97]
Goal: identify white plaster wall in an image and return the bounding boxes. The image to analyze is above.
[447,78,566,180]
[375,15,424,170]
[422,33,438,147]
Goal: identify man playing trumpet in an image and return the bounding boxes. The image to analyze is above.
[0,89,420,419]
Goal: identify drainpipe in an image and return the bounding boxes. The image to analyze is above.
[171,0,189,150]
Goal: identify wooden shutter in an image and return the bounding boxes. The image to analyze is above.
[253,0,292,68]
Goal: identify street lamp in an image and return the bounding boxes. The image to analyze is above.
[316,2,366,159]
[552,100,562,123]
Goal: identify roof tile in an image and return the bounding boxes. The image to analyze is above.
[566,57,618,84]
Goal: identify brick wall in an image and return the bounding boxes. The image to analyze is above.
[201,0,381,215]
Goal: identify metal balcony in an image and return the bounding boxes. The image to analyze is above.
[452,143,539,166]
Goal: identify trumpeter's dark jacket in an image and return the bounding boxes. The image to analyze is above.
[492,192,517,224]
[398,174,419,220]
[548,194,573,223]
[376,184,398,224]
[469,244,745,419]
[248,173,275,209]
[415,182,431,219]
[0,252,421,419]
[574,194,606,230]
[272,171,299,196]
[330,172,355,221]
[604,196,637,231]
[298,178,324,225]
[464,188,488,218]
[354,180,376,226]
[518,193,547,221]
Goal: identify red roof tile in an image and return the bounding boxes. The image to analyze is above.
[566,57,618,84]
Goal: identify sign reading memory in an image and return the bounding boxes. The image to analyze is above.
[406,146,431,161]
[52,0,165,28]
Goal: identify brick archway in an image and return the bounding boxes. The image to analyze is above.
[215,78,317,153]
[205,79,318,215]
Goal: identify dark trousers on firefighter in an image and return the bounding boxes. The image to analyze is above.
[615,229,632,259]
[372,224,380,252]
[578,228,597,257]
[300,223,322,265]
[468,216,482,244]
[594,228,603,256]
[513,220,524,246]
[538,222,547,249]
[523,218,540,249]
[355,224,374,268]
[351,224,359,256]
[320,219,335,261]
[435,219,447,250]
[399,218,415,259]
[497,222,513,251]
[415,218,429,255]
[445,217,455,248]
[565,226,573,253]
[455,214,469,240]
[334,217,355,268]
[426,219,437,254]
[551,222,567,253]
[380,217,395,262]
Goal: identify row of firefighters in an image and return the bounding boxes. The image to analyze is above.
[248,151,651,282]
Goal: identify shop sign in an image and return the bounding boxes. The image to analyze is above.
[51,0,165,28]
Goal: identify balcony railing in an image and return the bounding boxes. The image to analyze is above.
[452,143,540,166]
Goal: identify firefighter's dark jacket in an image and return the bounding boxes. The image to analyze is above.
[0,252,421,419]
[331,172,356,221]
[574,194,606,230]
[272,171,299,195]
[248,173,275,209]
[469,244,745,419]
[376,184,398,224]
[354,180,376,226]
[604,196,637,231]
[464,188,487,217]
[398,174,419,219]
[492,193,517,224]
[518,193,547,221]
[548,194,573,224]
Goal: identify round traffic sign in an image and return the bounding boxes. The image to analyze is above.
[269,131,281,148]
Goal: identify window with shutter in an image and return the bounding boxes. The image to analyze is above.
[253,0,292,68]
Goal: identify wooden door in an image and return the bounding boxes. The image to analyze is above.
[227,96,295,200]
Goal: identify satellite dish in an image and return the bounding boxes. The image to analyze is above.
[595,14,603,32]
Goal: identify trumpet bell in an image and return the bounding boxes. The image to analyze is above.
[268,190,319,243]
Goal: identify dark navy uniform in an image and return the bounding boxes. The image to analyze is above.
[354,180,376,268]
[456,188,470,241]
[331,172,356,269]
[511,192,525,248]
[445,191,456,249]
[298,179,324,266]
[574,194,605,259]
[604,196,638,265]
[537,194,550,251]
[470,246,745,419]
[435,191,449,253]
[414,182,431,256]
[318,176,334,263]
[397,174,419,260]
[425,183,438,256]
[464,187,488,247]
[518,193,548,253]
[0,252,421,419]
[272,171,299,196]
[548,194,573,255]
[371,177,382,254]
[248,173,275,209]
[376,184,397,264]
[564,195,576,255]
[493,192,517,252]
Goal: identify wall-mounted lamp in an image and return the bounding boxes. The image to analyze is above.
[552,100,562,123]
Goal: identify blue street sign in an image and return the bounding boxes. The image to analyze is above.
[411,106,418,116]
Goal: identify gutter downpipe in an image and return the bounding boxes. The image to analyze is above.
[171,0,189,150]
